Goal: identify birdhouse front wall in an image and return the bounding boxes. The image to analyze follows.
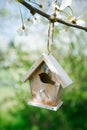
[28,62,63,107]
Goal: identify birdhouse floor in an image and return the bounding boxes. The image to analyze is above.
[28,100,63,111]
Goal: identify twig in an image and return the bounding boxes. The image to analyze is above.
[18,0,87,32]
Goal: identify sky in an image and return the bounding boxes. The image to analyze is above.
[0,0,87,51]
[0,0,50,51]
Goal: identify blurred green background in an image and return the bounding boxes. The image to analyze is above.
[0,0,87,130]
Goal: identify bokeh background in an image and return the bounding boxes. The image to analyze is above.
[0,0,87,130]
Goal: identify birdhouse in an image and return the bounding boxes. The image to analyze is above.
[22,53,72,111]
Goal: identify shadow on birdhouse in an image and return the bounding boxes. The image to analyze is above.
[22,53,73,111]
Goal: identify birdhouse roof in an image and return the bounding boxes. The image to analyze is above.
[22,53,72,88]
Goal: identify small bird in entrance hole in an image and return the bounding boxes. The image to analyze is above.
[39,72,55,85]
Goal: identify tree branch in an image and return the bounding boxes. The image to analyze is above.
[19,0,87,32]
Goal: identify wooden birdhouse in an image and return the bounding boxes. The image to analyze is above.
[22,53,72,111]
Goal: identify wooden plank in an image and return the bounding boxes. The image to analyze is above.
[22,55,44,82]
[28,100,63,111]
[43,53,73,87]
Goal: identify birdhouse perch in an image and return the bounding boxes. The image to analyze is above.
[22,53,72,111]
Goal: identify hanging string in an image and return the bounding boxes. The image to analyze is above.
[47,21,51,54]
[52,22,55,44]
[47,21,55,54]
